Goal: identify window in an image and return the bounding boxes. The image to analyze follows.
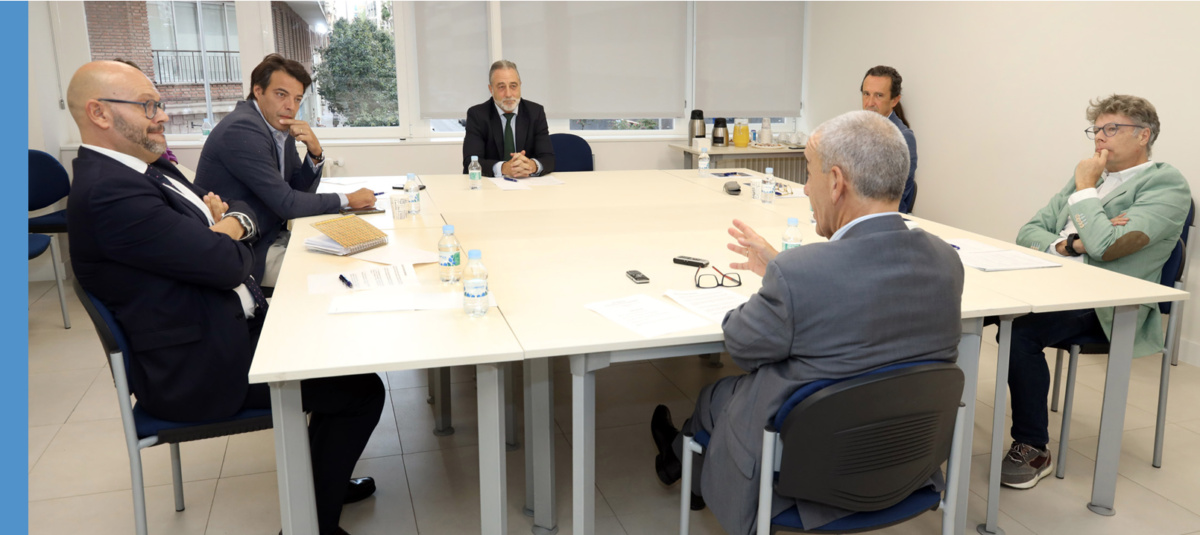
[570,119,675,131]
[305,0,400,128]
[695,2,805,117]
[413,2,489,133]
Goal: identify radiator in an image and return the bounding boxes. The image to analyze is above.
[714,154,807,184]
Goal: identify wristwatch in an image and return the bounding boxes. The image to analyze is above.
[309,151,325,164]
[226,212,256,241]
[1065,233,1082,256]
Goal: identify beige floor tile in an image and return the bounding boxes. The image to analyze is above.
[29,281,54,306]
[553,362,695,437]
[204,472,281,535]
[339,455,419,535]
[864,490,1037,535]
[29,424,60,472]
[969,448,1200,535]
[28,326,106,374]
[28,368,100,427]
[649,353,747,403]
[1180,418,1200,435]
[362,389,403,460]
[28,283,88,332]
[393,377,525,454]
[30,418,226,501]
[617,509,723,535]
[591,422,687,518]
[65,367,122,423]
[1075,356,1200,424]
[1069,423,1200,516]
[29,479,217,535]
[220,429,276,479]
[970,399,1016,457]
[386,364,478,390]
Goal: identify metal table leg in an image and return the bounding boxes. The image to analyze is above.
[1088,304,1139,516]
[952,319,983,535]
[270,380,318,535]
[530,358,558,535]
[432,367,454,436]
[571,353,610,535]
[506,362,518,451]
[683,152,694,170]
[478,363,509,535]
[979,315,1020,535]
[524,362,535,517]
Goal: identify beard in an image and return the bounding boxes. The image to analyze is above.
[497,97,520,113]
[114,112,167,155]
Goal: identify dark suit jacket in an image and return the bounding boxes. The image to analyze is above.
[888,111,919,213]
[69,147,260,422]
[195,100,339,280]
[462,98,555,176]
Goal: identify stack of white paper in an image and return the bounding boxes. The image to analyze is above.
[486,176,531,190]
[944,238,1061,272]
[664,289,750,324]
[308,264,419,294]
[584,294,708,338]
[518,174,565,186]
[328,291,497,314]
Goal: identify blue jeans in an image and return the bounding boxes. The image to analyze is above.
[991,309,1107,448]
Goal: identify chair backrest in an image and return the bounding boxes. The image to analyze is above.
[72,278,136,395]
[908,181,918,213]
[774,361,964,512]
[1160,198,1194,314]
[30,150,71,212]
[549,133,594,172]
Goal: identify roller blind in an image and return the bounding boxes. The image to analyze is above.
[500,2,687,119]
[414,2,490,119]
[695,2,805,118]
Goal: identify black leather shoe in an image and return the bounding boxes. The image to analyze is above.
[690,492,707,511]
[344,477,376,504]
[651,405,682,485]
[280,529,350,535]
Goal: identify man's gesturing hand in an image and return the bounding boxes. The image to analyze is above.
[726,219,778,277]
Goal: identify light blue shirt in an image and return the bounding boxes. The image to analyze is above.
[492,101,543,178]
[830,212,902,241]
[251,100,345,207]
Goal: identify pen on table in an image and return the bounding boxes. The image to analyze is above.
[950,244,961,250]
[338,274,354,288]
[373,191,386,196]
[504,177,519,182]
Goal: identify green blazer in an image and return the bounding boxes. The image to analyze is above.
[1016,162,1191,358]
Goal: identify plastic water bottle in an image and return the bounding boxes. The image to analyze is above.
[761,167,776,205]
[697,147,710,177]
[405,173,421,214]
[438,225,462,284]
[782,217,803,250]
[201,118,212,136]
[463,250,489,317]
[751,177,761,200]
[468,156,483,190]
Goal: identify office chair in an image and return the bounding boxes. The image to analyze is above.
[908,181,918,214]
[29,149,71,328]
[679,361,965,534]
[1049,198,1194,474]
[550,133,594,172]
[73,279,273,535]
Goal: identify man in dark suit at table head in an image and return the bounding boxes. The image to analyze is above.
[650,110,964,534]
[195,53,377,282]
[462,59,556,178]
[861,65,918,214]
[66,60,384,535]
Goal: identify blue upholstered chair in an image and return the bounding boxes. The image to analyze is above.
[550,133,594,172]
[679,361,966,534]
[73,279,273,535]
[29,149,71,328]
[1050,199,1194,474]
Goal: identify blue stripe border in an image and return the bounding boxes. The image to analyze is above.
[8,1,30,528]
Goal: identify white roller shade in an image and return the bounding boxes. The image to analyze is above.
[500,2,686,119]
[695,2,805,118]
[414,1,490,119]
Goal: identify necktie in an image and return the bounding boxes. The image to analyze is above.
[243,275,270,313]
[503,113,516,158]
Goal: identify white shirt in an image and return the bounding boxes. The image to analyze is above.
[830,212,902,241]
[250,101,347,208]
[1048,160,1154,263]
[82,144,258,318]
[491,100,544,178]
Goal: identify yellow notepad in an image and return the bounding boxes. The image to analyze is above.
[306,215,389,256]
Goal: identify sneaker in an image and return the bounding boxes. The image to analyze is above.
[1000,442,1053,489]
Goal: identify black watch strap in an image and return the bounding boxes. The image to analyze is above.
[1065,233,1081,256]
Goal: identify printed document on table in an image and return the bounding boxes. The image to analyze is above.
[943,238,1003,253]
[958,250,1061,272]
[584,294,709,338]
[308,264,418,294]
[329,291,496,314]
[486,175,532,190]
[664,289,749,324]
[352,244,439,266]
[516,174,564,186]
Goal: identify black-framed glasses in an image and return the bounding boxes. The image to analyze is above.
[1084,123,1146,140]
[98,99,166,119]
[695,266,742,289]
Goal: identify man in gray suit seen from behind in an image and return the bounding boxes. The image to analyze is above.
[650,110,964,535]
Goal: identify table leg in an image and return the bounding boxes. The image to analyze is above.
[979,315,1019,535]
[1088,304,1139,516]
[684,152,694,169]
[571,353,610,535]
[524,362,535,517]
[530,358,558,535]
[700,353,723,368]
[432,367,454,436]
[952,319,983,535]
[478,363,509,535]
[270,380,318,535]
[506,362,518,451]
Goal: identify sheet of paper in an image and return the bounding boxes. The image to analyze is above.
[328,291,496,314]
[486,175,532,190]
[776,191,807,199]
[352,244,440,266]
[664,288,750,324]
[958,250,1061,272]
[583,294,709,338]
[516,174,565,186]
[943,238,1004,254]
[307,264,418,294]
[322,176,368,186]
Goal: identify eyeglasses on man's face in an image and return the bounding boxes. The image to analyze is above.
[1084,123,1146,140]
[98,99,167,120]
[695,266,742,289]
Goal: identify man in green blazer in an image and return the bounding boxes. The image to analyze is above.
[1002,94,1191,490]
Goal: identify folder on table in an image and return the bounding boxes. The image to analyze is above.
[305,215,389,256]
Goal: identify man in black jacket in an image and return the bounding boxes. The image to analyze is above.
[67,60,382,535]
[462,59,556,177]
[196,54,376,282]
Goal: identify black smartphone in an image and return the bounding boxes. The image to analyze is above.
[673,256,710,268]
[626,270,650,284]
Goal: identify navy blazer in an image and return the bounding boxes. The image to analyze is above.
[69,147,260,422]
[195,100,340,281]
[888,111,918,213]
[462,98,556,176]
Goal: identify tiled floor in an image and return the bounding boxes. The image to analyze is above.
[28,281,1200,535]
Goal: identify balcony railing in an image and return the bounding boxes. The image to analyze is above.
[152,50,241,84]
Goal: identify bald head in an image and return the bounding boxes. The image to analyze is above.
[68,61,167,162]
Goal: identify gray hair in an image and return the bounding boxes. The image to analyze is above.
[1086,94,1159,157]
[810,110,909,201]
[489,60,520,85]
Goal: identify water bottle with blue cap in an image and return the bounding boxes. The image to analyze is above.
[438,225,462,284]
[782,217,803,250]
[405,173,421,214]
[463,250,489,317]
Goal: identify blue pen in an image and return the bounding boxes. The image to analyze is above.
[504,177,519,182]
[950,244,961,250]
[338,274,354,288]
[373,191,386,196]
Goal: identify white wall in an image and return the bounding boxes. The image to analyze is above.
[805,1,1200,362]
[29,2,73,282]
